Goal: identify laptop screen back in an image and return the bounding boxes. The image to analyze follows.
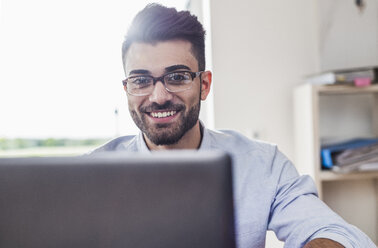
[0,151,235,248]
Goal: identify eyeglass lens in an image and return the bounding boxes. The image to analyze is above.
[127,71,195,96]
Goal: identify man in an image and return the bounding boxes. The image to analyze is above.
[93,4,375,248]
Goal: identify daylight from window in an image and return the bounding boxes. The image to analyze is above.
[0,0,188,155]
[0,0,188,139]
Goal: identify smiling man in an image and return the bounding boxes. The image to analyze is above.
[92,3,375,248]
[123,40,210,150]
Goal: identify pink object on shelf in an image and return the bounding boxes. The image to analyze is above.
[354,77,372,87]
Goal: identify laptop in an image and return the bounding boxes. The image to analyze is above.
[0,151,235,248]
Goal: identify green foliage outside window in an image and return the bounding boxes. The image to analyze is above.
[0,138,108,150]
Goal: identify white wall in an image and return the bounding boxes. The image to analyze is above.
[209,0,320,160]
[318,0,378,71]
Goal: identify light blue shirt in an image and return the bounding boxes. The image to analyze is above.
[92,126,375,248]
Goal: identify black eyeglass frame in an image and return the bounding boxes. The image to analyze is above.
[122,71,203,96]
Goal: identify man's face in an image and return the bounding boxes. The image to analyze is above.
[124,40,206,146]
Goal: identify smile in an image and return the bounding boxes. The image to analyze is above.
[150,111,177,118]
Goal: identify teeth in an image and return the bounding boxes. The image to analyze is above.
[151,111,177,118]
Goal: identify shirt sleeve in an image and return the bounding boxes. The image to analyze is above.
[267,148,376,248]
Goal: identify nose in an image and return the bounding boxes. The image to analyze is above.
[148,81,173,105]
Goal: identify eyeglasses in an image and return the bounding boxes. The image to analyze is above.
[122,71,203,96]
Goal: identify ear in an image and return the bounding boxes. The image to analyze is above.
[200,71,212,101]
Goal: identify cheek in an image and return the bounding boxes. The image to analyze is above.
[178,91,200,108]
[127,96,143,111]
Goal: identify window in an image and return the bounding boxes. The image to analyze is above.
[0,0,188,140]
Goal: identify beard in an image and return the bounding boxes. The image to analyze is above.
[130,100,200,146]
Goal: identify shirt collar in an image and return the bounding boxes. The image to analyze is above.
[198,120,212,150]
[136,132,151,153]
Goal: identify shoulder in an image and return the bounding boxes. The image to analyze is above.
[204,128,278,157]
[204,128,292,177]
[90,135,138,153]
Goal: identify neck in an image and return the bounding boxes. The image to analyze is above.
[144,121,202,151]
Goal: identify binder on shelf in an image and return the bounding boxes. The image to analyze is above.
[321,138,378,169]
[332,156,378,173]
[305,67,377,85]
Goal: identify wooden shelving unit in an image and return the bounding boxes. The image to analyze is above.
[319,170,378,181]
[317,84,378,94]
[294,84,378,243]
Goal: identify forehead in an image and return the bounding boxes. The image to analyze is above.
[124,40,198,75]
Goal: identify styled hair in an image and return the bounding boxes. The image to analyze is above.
[122,3,206,71]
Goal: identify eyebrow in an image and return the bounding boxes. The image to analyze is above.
[164,64,192,72]
[128,64,192,76]
[128,69,151,76]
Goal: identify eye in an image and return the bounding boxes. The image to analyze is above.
[165,72,191,84]
[129,76,152,88]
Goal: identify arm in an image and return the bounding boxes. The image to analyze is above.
[303,238,344,248]
[267,148,375,247]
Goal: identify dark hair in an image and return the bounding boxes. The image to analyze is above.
[122,3,206,71]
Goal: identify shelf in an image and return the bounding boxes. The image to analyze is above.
[316,84,378,95]
[319,170,378,181]
[294,83,378,242]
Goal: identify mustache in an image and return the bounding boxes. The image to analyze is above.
[140,101,185,113]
